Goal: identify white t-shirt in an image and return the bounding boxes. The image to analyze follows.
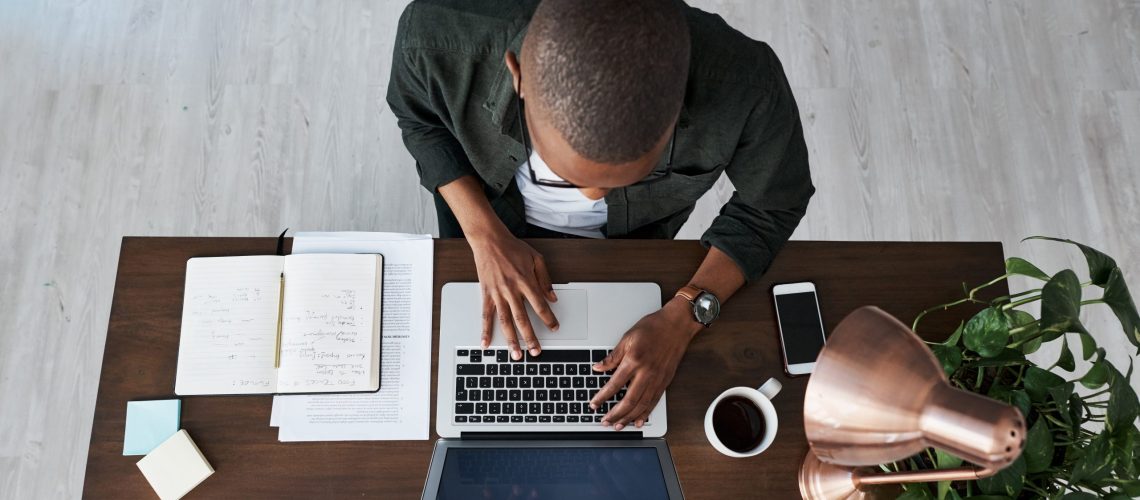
[514,151,608,238]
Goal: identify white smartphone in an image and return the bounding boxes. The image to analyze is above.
[772,282,828,376]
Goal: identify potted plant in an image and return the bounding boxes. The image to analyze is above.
[894,237,1140,499]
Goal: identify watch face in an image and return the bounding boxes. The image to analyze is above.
[693,292,720,325]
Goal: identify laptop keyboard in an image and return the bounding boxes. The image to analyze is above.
[452,347,636,425]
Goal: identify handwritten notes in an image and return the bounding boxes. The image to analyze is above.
[175,254,382,396]
[277,254,381,393]
[175,256,284,395]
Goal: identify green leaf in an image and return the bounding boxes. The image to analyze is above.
[1107,362,1139,434]
[1039,269,1088,340]
[1005,257,1050,281]
[963,307,1011,358]
[1078,332,1097,360]
[931,344,963,377]
[1006,309,1041,354]
[897,483,935,500]
[1060,493,1099,500]
[1024,236,1117,286]
[971,348,1027,368]
[935,449,963,500]
[1071,433,1114,483]
[1049,382,1075,412]
[1080,350,1110,390]
[1023,418,1054,473]
[1023,366,1066,402]
[976,455,1025,497]
[988,385,1031,418]
[944,321,964,346]
[1110,426,1137,479]
[1054,336,1076,372]
[1103,267,1140,349]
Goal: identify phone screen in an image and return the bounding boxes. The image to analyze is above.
[775,291,826,365]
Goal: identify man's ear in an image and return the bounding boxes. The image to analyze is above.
[504,51,522,96]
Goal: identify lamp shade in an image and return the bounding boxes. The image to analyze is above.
[799,306,1025,499]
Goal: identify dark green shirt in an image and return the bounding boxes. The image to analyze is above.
[386,0,814,281]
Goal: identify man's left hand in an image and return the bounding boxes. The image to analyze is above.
[589,297,702,430]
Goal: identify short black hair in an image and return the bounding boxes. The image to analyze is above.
[523,0,690,164]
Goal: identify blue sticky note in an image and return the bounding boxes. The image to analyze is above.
[123,399,181,456]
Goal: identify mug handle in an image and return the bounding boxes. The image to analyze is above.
[758,378,782,400]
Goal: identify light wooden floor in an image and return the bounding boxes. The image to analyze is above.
[1,0,1137,497]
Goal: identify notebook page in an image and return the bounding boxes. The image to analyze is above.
[175,256,284,395]
[277,253,381,393]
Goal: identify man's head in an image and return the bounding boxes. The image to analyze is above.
[506,0,691,188]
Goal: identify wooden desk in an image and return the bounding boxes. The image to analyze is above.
[84,238,1006,499]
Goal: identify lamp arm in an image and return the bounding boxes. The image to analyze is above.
[853,466,992,487]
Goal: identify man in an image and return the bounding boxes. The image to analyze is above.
[387,0,813,431]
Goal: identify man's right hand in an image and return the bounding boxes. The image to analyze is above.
[469,230,559,360]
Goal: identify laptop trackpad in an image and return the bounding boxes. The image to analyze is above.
[524,288,587,340]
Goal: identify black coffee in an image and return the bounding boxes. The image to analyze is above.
[712,396,767,453]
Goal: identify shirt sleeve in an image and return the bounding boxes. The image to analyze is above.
[385,4,478,193]
[700,48,815,282]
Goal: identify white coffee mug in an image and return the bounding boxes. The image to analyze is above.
[704,378,782,458]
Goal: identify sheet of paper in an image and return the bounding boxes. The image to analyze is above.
[271,232,433,441]
[136,430,214,500]
[175,256,284,395]
[277,253,381,393]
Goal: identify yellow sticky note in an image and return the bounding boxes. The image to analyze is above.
[136,430,214,500]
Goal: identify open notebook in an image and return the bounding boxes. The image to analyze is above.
[175,254,382,396]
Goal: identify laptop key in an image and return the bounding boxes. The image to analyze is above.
[592,350,606,362]
[511,416,523,423]
[586,377,598,388]
[546,376,557,387]
[566,364,578,375]
[543,403,554,414]
[455,416,468,423]
[497,416,509,423]
[529,403,541,414]
[553,416,566,423]
[567,416,580,423]
[573,378,584,388]
[496,390,508,400]
[525,364,537,375]
[515,365,526,375]
[480,378,492,388]
[466,378,478,389]
[556,402,568,414]
[506,377,518,388]
[570,403,581,414]
[489,403,501,414]
[519,377,531,388]
[482,390,494,400]
[497,350,509,362]
[539,365,551,375]
[576,390,588,401]
[563,390,574,401]
[455,403,474,414]
[456,390,467,401]
[579,364,591,374]
[550,390,561,401]
[536,390,547,401]
[558,378,571,388]
[493,377,505,388]
[458,349,469,357]
[523,390,534,401]
[539,416,551,423]
[476,403,487,414]
[484,349,495,357]
[525,416,537,423]
[468,416,479,423]
[553,365,564,375]
[456,364,485,376]
[470,352,481,362]
[509,390,521,401]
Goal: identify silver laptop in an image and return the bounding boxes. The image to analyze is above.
[436,282,668,437]
[426,283,680,500]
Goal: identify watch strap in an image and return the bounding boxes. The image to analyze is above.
[675,284,703,302]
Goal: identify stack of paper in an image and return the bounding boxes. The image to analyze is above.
[136,430,214,500]
[269,232,434,441]
[123,399,181,455]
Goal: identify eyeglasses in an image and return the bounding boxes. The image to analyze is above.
[515,79,675,189]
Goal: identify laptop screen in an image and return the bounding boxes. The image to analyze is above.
[436,447,670,500]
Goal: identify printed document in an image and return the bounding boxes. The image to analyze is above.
[270,232,433,441]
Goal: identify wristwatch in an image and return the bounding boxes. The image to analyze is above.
[675,284,721,327]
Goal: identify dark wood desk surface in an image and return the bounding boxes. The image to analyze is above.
[84,238,1007,499]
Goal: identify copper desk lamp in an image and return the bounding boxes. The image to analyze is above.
[799,307,1026,500]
